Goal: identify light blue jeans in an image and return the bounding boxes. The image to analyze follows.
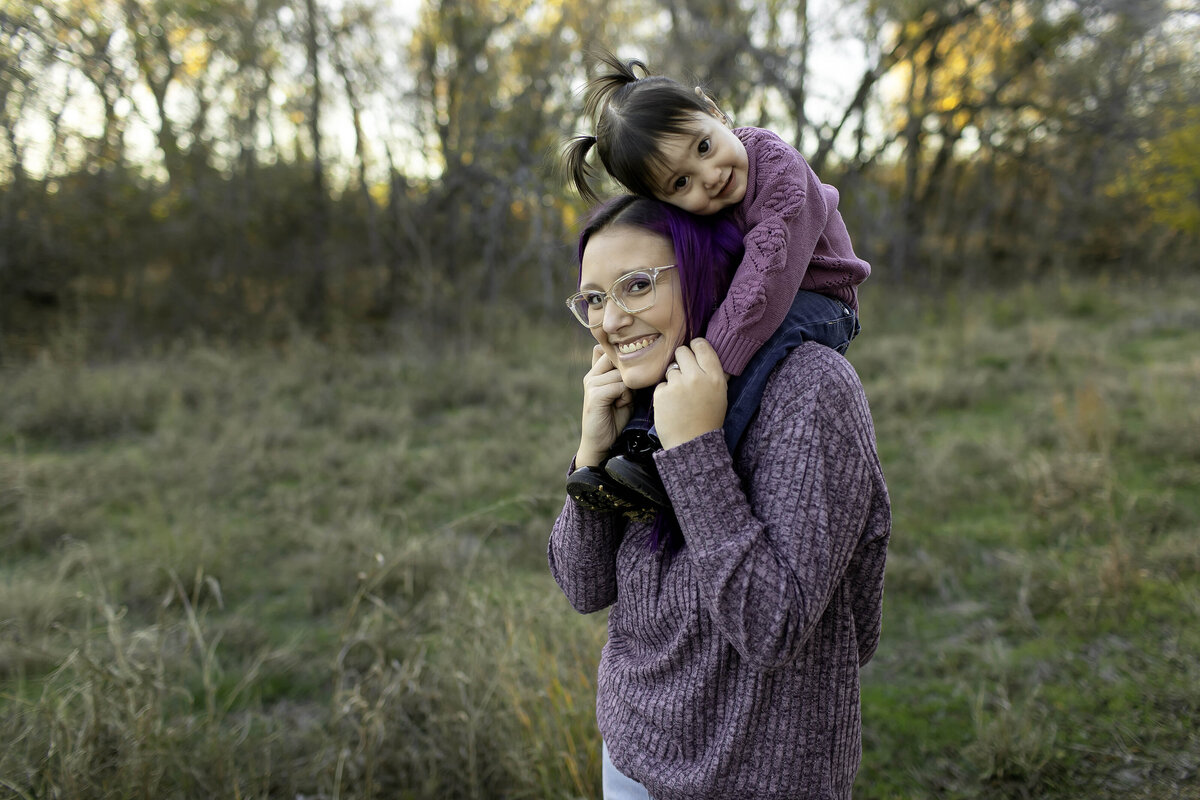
[602,741,653,800]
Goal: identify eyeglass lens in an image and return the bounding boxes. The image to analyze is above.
[572,270,657,324]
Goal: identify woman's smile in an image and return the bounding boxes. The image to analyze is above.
[614,334,661,357]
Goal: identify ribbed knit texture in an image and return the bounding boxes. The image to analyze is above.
[705,127,872,377]
[549,344,891,800]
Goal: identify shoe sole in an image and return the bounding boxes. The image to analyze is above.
[567,470,658,522]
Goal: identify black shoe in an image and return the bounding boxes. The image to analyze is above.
[566,466,657,522]
[604,454,670,509]
[611,426,660,460]
[606,427,670,508]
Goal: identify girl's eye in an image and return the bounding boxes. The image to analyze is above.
[673,176,689,191]
[698,138,711,154]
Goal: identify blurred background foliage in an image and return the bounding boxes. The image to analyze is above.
[1,0,1196,360]
[3,3,1200,797]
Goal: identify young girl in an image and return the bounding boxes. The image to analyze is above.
[563,52,870,516]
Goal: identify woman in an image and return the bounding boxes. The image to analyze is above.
[548,195,891,800]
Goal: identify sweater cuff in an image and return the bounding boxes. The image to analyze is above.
[654,430,744,550]
[705,328,764,377]
[655,428,729,474]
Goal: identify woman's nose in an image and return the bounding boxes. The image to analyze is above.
[602,298,632,331]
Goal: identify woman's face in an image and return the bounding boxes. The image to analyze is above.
[579,226,685,391]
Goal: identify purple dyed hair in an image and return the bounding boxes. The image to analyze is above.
[576,195,743,343]
[576,195,744,551]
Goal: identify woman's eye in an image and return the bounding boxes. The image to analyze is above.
[698,138,711,154]
[584,293,605,308]
[623,277,652,295]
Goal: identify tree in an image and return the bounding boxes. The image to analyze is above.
[402,0,602,332]
[300,0,330,330]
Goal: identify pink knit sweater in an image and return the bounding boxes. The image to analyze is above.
[549,343,891,799]
[705,128,871,376]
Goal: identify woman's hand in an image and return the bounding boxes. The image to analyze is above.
[654,338,728,449]
[575,345,634,468]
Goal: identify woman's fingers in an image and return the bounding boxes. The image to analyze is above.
[671,338,721,376]
[654,338,728,450]
[587,372,631,405]
[585,347,630,407]
[689,338,723,374]
[577,346,632,466]
[584,361,626,393]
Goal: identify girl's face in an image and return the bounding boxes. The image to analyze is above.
[579,226,685,391]
[651,111,749,216]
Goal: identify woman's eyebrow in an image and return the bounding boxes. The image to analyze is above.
[580,265,650,290]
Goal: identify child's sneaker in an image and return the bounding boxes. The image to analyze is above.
[566,466,657,522]
[604,429,670,509]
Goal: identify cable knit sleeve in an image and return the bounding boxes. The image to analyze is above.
[705,129,831,376]
[653,345,889,670]
[547,498,625,614]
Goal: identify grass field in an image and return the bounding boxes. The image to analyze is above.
[2,272,1198,799]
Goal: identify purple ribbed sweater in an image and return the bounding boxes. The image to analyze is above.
[548,344,891,799]
[706,128,872,377]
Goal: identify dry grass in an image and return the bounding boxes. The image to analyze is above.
[1,274,1198,798]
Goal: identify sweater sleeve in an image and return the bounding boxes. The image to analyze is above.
[705,129,831,376]
[653,347,889,670]
[547,497,625,614]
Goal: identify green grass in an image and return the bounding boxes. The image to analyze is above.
[1,272,1198,798]
[854,273,1200,799]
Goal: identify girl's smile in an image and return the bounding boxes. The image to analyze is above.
[715,170,736,200]
[653,111,749,216]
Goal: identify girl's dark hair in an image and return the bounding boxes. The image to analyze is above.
[577,195,743,551]
[564,51,719,203]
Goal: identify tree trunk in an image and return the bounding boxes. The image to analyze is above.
[302,0,329,333]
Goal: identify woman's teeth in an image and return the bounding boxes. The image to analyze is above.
[617,336,656,354]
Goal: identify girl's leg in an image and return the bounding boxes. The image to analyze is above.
[602,741,653,800]
[723,291,858,453]
[565,390,660,519]
[604,392,669,509]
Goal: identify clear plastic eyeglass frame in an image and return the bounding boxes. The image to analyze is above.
[565,264,677,329]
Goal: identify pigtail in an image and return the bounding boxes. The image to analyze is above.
[583,50,647,122]
[562,134,602,204]
[561,50,645,202]
[564,49,718,200]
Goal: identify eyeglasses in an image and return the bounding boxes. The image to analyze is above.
[565,265,677,329]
